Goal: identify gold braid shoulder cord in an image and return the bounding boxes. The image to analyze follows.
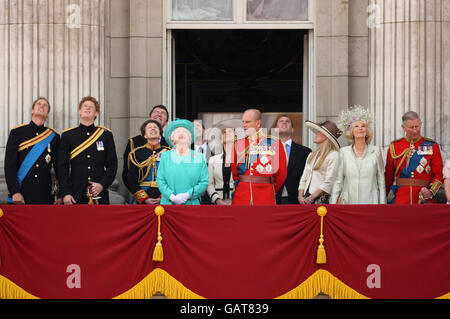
[128,146,168,184]
[389,143,412,177]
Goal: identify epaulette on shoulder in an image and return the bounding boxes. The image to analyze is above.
[12,123,28,130]
[47,127,59,134]
[129,134,141,141]
[98,126,112,133]
[424,137,437,144]
[162,145,171,150]
[391,138,403,144]
[62,127,77,134]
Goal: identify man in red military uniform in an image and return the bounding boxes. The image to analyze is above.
[231,109,287,205]
[385,111,443,204]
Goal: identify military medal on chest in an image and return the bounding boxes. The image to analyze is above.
[96,141,105,151]
[416,157,431,175]
[254,155,273,174]
[417,145,433,155]
[45,143,52,164]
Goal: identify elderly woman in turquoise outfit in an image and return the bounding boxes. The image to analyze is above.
[330,106,386,204]
[156,119,209,205]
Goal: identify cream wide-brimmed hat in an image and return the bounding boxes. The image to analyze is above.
[305,120,342,150]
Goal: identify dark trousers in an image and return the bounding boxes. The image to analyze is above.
[278,196,298,205]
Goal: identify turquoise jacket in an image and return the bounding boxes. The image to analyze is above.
[157,149,209,205]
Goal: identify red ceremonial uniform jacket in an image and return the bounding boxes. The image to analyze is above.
[231,131,287,205]
[385,136,443,204]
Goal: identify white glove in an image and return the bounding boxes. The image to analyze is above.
[170,193,189,205]
[170,194,183,205]
[178,192,190,203]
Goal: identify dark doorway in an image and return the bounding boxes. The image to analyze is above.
[173,29,306,120]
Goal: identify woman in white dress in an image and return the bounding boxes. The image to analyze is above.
[330,106,386,204]
[298,120,342,205]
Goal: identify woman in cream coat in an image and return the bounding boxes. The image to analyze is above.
[330,106,386,204]
[298,120,342,204]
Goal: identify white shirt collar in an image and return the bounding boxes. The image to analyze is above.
[195,142,207,152]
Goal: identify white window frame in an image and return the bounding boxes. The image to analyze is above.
[163,0,316,145]
[166,0,314,28]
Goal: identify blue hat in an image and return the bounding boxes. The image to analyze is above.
[164,118,196,148]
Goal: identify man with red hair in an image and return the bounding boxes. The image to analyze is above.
[58,96,118,205]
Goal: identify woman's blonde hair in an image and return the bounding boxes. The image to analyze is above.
[307,139,338,170]
[345,120,373,144]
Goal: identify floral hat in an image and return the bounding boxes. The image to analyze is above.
[337,105,374,134]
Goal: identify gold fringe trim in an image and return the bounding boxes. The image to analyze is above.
[276,270,369,299]
[1,269,448,299]
[0,275,39,299]
[114,268,205,299]
[275,270,324,299]
[437,292,450,299]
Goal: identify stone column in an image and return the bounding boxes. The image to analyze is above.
[107,0,164,199]
[0,0,109,202]
[314,0,370,148]
[369,0,450,158]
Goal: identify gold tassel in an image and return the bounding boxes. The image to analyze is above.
[152,206,165,262]
[87,188,94,205]
[316,206,327,264]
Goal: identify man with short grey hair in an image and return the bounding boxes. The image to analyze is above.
[385,111,443,204]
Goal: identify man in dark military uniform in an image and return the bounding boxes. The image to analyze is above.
[122,105,169,191]
[58,96,118,205]
[127,120,170,204]
[4,97,60,204]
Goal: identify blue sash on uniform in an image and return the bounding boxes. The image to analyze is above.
[235,138,274,191]
[7,132,56,203]
[389,140,433,204]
